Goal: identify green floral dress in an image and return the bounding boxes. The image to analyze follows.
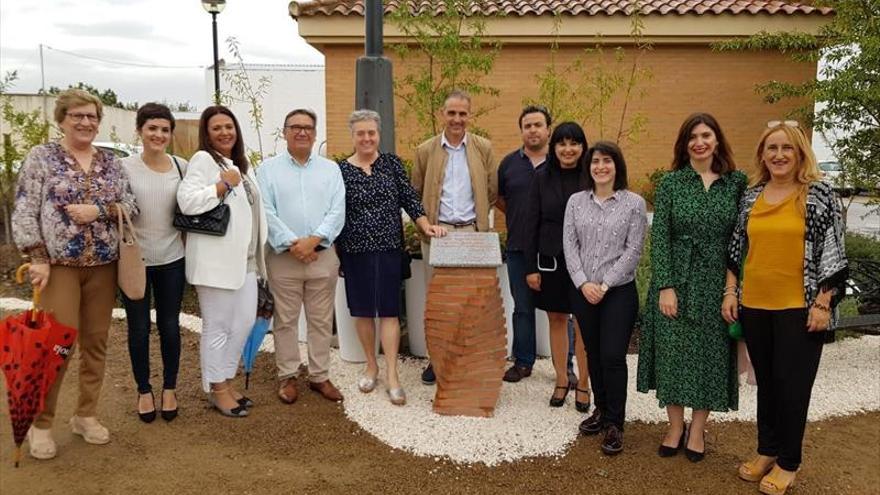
[636,166,747,411]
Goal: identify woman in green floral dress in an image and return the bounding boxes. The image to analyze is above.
[637,113,747,462]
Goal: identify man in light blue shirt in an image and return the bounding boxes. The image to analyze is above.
[257,108,346,404]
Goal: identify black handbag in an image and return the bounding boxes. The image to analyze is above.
[172,156,231,236]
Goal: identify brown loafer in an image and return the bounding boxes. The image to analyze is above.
[278,377,299,404]
[308,379,344,402]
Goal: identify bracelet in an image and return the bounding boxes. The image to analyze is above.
[812,301,832,313]
[222,180,233,192]
[724,285,737,292]
[96,203,107,219]
[723,291,737,298]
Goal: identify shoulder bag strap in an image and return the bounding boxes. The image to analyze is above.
[171,155,183,180]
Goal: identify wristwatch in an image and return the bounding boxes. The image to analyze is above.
[599,283,609,293]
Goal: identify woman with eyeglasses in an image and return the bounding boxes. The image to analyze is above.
[177,105,268,418]
[723,122,847,495]
[13,89,138,459]
[636,112,747,462]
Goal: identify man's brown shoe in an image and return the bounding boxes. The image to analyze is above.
[309,379,344,402]
[278,377,299,404]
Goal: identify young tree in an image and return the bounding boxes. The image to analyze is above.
[389,0,502,145]
[220,37,272,164]
[714,0,879,210]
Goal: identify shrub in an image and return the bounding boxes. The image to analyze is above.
[845,232,880,262]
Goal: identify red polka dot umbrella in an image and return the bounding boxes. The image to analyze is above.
[0,265,77,467]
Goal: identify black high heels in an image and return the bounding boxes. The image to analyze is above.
[658,423,686,457]
[137,391,157,424]
[549,386,569,407]
[575,388,591,413]
[161,389,178,422]
[685,424,706,463]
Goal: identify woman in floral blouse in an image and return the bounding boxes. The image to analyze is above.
[336,109,446,406]
[13,89,138,460]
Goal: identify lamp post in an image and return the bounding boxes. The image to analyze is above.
[355,0,395,153]
[201,0,226,104]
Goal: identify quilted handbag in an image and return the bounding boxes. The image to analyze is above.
[173,202,230,236]
[117,206,146,300]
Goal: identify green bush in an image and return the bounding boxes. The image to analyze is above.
[845,232,880,261]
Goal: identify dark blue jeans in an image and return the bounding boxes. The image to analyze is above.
[506,250,536,368]
[121,258,186,394]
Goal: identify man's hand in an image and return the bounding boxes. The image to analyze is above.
[290,236,322,263]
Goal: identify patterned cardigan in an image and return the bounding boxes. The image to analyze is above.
[727,181,849,326]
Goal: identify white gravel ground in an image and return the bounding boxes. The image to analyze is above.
[4,297,878,466]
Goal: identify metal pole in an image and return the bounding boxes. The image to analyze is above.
[39,44,48,126]
[356,0,395,153]
[212,11,220,104]
[365,0,383,57]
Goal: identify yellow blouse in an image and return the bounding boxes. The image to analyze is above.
[741,190,806,310]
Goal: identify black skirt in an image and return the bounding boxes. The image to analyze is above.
[532,253,575,314]
[339,249,402,318]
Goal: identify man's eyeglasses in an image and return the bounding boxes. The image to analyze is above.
[67,112,100,123]
[767,120,799,128]
[285,124,315,134]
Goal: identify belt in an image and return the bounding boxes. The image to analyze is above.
[440,220,476,228]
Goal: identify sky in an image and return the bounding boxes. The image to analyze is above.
[0,0,324,109]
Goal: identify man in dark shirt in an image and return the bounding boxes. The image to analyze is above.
[496,105,551,382]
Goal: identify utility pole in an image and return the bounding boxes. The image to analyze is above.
[355,0,395,153]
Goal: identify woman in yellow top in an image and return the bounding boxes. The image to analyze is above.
[722,122,848,495]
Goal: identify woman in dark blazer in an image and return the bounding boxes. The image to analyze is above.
[524,122,591,410]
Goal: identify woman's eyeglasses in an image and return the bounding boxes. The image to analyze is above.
[767,120,799,128]
[242,178,255,206]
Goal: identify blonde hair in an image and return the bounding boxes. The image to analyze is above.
[53,89,104,124]
[749,124,821,215]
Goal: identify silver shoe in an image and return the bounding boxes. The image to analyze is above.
[208,393,249,418]
[388,387,406,406]
[358,374,378,393]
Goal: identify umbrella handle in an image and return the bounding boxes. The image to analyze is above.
[15,263,41,322]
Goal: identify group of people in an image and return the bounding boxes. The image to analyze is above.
[13,88,847,495]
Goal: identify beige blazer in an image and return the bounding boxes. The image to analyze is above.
[411,132,498,234]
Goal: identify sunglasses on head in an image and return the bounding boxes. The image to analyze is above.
[767,120,799,128]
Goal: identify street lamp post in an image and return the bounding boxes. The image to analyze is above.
[355,0,395,153]
[201,0,226,104]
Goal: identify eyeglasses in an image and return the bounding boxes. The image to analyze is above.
[242,178,255,206]
[767,120,799,128]
[67,112,100,123]
[285,124,315,134]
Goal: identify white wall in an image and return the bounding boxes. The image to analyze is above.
[205,63,327,161]
[0,94,139,145]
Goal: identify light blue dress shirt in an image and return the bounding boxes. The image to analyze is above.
[256,151,346,253]
[438,133,477,224]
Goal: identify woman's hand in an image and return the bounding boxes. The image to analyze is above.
[526,273,541,291]
[581,283,604,305]
[28,263,50,291]
[806,306,831,332]
[721,294,739,324]
[658,288,678,319]
[220,168,242,187]
[423,224,447,238]
[65,204,99,224]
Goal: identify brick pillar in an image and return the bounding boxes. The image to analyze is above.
[425,267,507,417]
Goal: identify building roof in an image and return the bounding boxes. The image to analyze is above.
[289,0,833,18]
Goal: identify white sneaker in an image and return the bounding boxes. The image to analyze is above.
[69,416,110,445]
[27,426,57,460]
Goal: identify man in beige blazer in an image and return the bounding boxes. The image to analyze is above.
[410,89,498,385]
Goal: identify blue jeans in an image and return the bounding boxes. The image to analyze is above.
[506,250,536,368]
[121,258,186,394]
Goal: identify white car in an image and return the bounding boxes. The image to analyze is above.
[818,160,858,196]
[94,141,142,158]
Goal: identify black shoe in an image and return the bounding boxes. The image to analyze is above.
[137,391,156,424]
[601,424,624,456]
[237,396,254,409]
[502,365,532,383]
[549,386,569,407]
[567,370,578,390]
[579,409,603,436]
[575,388,591,413]
[658,423,686,457]
[421,363,436,385]
[684,425,705,462]
[161,390,178,422]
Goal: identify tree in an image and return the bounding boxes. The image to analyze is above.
[714,0,879,211]
[1,72,51,243]
[220,37,272,164]
[43,83,197,115]
[389,0,502,145]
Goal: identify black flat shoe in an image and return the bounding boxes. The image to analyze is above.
[658,423,686,457]
[601,424,624,456]
[161,390,178,422]
[137,391,157,424]
[237,396,254,409]
[575,388,591,413]
[549,386,569,407]
[685,424,705,462]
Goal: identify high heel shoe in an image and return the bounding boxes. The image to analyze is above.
[209,388,248,418]
[684,424,706,462]
[575,388,591,413]
[549,386,569,407]
[739,456,777,482]
[759,465,797,495]
[658,423,686,457]
[161,389,178,422]
[137,391,156,424]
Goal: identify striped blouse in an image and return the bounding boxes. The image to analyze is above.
[563,189,648,290]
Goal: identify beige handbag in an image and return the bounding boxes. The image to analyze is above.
[117,206,146,300]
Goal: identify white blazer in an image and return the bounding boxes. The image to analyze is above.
[177,150,268,290]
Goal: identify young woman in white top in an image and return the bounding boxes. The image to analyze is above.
[121,103,188,423]
[177,105,268,418]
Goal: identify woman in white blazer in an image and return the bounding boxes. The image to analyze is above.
[177,105,267,418]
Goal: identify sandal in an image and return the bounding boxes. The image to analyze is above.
[739,455,777,482]
[549,385,569,408]
[759,465,797,495]
[575,387,591,413]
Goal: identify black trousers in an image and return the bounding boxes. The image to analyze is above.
[741,307,825,471]
[571,282,639,429]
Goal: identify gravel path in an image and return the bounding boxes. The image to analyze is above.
[4,297,877,466]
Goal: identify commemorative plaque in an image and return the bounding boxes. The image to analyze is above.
[428,232,502,268]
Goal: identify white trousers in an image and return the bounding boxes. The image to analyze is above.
[196,272,258,393]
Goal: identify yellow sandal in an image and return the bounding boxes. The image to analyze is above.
[739,456,776,482]
[759,465,797,495]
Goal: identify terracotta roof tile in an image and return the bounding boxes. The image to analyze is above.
[290,0,834,17]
